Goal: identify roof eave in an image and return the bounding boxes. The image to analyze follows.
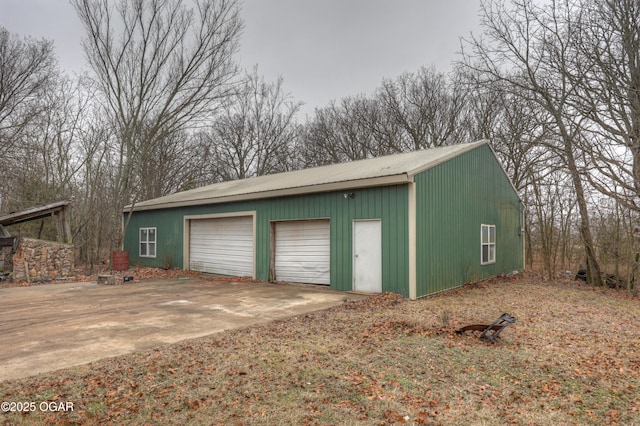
[124,173,411,212]
[405,140,490,178]
[0,199,73,227]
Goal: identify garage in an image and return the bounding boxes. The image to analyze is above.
[273,220,330,285]
[189,215,254,277]
[125,141,525,298]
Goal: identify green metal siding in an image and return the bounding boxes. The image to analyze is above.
[124,143,522,298]
[123,185,410,296]
[414,144,524,297]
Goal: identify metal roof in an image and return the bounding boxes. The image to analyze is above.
[127,140,489,211]
[0,199,73,227]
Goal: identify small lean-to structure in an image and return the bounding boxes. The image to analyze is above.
[0,199,75,281]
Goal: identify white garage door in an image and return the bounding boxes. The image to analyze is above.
[189,216,254,277]
[275,220,330,285]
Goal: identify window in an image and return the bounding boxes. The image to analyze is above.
[140,227,156,258]
[481,224,496,265]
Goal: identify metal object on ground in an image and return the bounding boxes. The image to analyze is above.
[455,313,517,343]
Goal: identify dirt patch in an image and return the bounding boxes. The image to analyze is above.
[2,273,640,425]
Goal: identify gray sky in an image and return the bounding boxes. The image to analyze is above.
[1,0,482,117]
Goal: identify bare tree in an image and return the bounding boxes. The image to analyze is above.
[204,68,301,181]
[527,169,578,279]
[73,110,114,266]
[72,0,243,245]
[301,66,471,167]
[1,76,87,208]
[377,66,468,151]
[134,129,206,199]
[0,27,57,177]
[0,27,58,216]
[301,96,389,167]
[459,72,550,192]
[460,0,604,285]
[568,0,640,209]
[566,0,640,293]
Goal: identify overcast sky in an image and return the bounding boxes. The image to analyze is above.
[1,0,482,117]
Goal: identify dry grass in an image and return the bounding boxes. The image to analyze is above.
[2,272,640,425]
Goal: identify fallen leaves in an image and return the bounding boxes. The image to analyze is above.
[1,277,640,425]
[0,265,258,288]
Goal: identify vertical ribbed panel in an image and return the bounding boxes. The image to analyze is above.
[189,216,254,276]
[124,184,410,296]
[123,144,521,298]
[274,220,330,285]
[414,144,523,297]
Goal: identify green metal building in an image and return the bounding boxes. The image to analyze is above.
[123,140,524,299]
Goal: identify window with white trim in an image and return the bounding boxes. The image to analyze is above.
[481,224,496,265]
[140,227,156,258]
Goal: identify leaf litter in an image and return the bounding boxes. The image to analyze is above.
[1,271,640,425]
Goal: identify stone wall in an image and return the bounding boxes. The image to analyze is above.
[11,238,74,282]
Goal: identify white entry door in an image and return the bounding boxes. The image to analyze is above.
[353,220,382,293]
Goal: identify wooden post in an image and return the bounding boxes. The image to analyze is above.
[63,205,72,244]
[55,211,63,242]
[54,206,73,244]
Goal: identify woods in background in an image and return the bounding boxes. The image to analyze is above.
[0,0,637,292]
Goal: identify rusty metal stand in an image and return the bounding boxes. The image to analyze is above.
[455,313,517,343]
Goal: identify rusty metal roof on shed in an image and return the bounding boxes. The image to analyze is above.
[127,140,489,212]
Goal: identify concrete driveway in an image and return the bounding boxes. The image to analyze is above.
[0,279,364,381]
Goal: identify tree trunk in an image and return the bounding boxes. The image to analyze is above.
[562,134,603,286]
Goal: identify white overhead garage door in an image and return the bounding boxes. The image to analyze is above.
[189,216,254,277]
[275,220,330,285]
